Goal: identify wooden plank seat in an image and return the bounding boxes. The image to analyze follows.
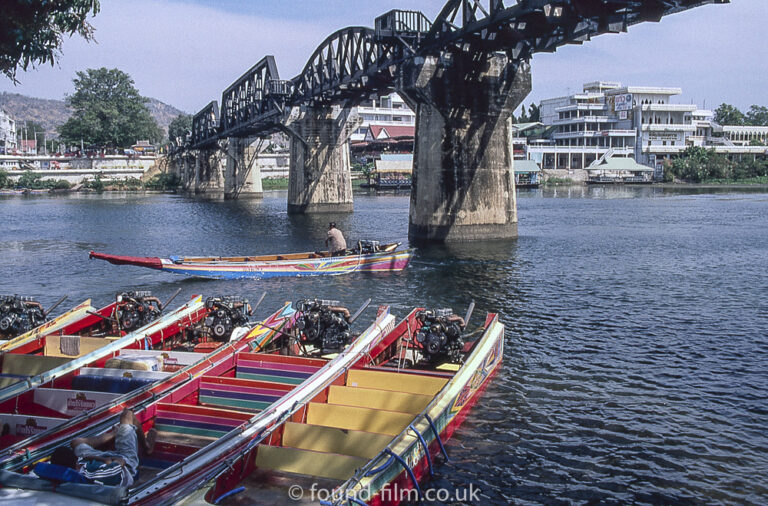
[140,438,203,470]
[305,403,413,436]
[345,368,448,395]
[327,385,432,415]
[235,353,324,385]
[199,376,294,412]
[154,403,253,439]
[255,445,366,481]
[281,422,393,460]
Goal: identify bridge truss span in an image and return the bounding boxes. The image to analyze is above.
[421,0,729,59]
[290,27,399,106]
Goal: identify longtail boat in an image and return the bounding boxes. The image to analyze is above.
[0,296,209,446]
[0,303,397,504]
[89,241,414,280]
[194,305,504,505]
[0,302,297,470]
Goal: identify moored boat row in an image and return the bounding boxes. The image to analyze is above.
[0,291,503,504]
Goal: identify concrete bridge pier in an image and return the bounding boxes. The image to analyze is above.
[224,138,263,200]
[399,54,531,242]
[194,147,225,199]
[286,105,356,214]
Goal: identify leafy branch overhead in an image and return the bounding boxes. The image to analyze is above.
[0,1,100,82]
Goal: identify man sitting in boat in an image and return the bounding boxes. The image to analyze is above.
[325,222,347,256]
[48,408,156,487]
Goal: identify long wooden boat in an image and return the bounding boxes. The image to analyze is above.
[195,307,504,505]
[0,305,398,504]
[0,295,209,443]
[0,302,297,470]
[89,242,414,280]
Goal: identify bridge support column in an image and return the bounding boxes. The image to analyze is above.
[224,138,264,200]
[194,148,225,199]
[287,106,354,214]
[400,54,531,242]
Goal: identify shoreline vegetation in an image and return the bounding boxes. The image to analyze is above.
[3,169,768,194]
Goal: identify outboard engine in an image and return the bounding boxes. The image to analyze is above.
[196,296,252,342]
[357,240,380,255]
[0,295,47,338]
[414,308,466,364]
[294,299,352,354]
[115,291,162,333]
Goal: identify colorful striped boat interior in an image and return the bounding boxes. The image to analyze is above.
[201,311,504,505]
[143,352,326,471]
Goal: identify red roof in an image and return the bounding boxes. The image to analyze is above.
[368,124,415,140]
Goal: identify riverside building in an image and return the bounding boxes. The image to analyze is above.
[0,109,17,155]
[528,82,768,178]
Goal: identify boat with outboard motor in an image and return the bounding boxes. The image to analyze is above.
[0,300,296,470]
[192,303,504,506]
[89,241,414,280]
[0,299,395,504]
[0,295,212,448]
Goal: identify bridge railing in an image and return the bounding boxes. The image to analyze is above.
[219,56,286,139]
[375,9,432,39]
[191,101,220,149]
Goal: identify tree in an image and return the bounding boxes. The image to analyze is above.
[58,67,162,148]
[0,169,11,189]
[528,103,541,123]
[0,1,100,82]
[713,103,745,126]
[745,105,768,127]
[517,103,529,123]
[167,114,192,144]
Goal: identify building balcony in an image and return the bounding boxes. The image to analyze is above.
[553,129,636,139]
[640,104,697,112]
[553,116,615,125]
[528,146,634,156]
[641,124,696,132]
[357,106,415,116]
[554,103,605,113]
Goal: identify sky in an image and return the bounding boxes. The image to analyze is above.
[1,0,765,115]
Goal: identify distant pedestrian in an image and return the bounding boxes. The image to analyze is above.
[325,222,347,256]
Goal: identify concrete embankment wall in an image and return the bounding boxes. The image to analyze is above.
[2,156,158,184]
[542,169,588,184]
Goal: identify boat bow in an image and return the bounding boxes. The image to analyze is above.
[89,251,164,270]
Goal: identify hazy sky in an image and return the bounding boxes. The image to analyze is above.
[1,0,765,115]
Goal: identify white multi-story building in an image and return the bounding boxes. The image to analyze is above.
[530,82,768,177]
[0,109,17,155]
[350,93,416,142]
[722,125,768,146]
[531,81,636,171]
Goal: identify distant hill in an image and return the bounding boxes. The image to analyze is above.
[0,92,185,138]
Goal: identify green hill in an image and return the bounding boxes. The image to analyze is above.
[0,92,185,138]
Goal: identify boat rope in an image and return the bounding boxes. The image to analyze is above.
[409,424,435,477]
[425,414,449,462]
[384,448,423,500]
[212,486,245,504]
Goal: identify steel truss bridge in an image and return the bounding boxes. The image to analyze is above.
[188,0,727,150]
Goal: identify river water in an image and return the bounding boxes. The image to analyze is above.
[0,187,766,504]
